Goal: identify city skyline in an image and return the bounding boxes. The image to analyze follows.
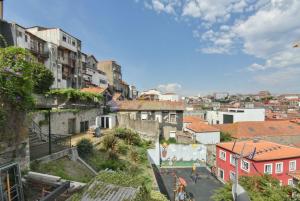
[4,0,300,95]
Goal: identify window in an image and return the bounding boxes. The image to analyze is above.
[62,35,67,42]
[169,131,176,138]
[169,113,176,123]
[230,154,237,166]
[289,160,296,171]
[219,150,226,161]
[72,40,76,46]
[141,112,148,120]
[264,164,273,174]
[275,162,283,174]
[25,35,28,42]
[241,160,250,172]
[230,171,236,181]
[288,179,294,187]
[218,168,224,180]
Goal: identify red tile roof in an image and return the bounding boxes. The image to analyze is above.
[184,116,219,133]
[117,100,184,111]
[214,120,300,139]
[218,140,300,161]
[80,87,107,94]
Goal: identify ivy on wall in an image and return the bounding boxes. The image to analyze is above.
[0,47,54,144]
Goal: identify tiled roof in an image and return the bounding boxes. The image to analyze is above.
[187,122,220,133]
[117,100,184,111]
[214,120,300,139]
[217,140,300,161]
[184,116,219,133]
[80,87,107,94]
[77,181,138,201]
[183,116,204,123]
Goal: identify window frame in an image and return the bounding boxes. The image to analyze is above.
[169,113,177,123]
[289,160,296,172]
[219,150,226,161]
[241,159,250,172]
[288,179,294,187]
[275,162,283,174]
[218,168,224,180]
[264,163,273,174]
[229,171,236,181]
[141,112,148,121]
[230,154,236,166]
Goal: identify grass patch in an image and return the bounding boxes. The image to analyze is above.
[30,157,94,183]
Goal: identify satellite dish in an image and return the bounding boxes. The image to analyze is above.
[232,183,251,201]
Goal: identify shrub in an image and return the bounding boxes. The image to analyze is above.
[117,141,128,155]
[77,138,93,157]
[102,134,118,152]
[114,128,141,146]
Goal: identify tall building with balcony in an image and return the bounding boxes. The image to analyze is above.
[97,60,122,92]
[81,53,108,88]
[27,26,82,89]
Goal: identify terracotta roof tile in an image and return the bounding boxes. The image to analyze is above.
[80,87,107,94]
[187,122,220,133]
[217,140,300,161]
[183,116,204,123]
[117,100,184,111]
[214,120,300,139]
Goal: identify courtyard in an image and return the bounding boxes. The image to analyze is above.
[154,167,223,201]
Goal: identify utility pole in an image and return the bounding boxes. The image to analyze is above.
[0,0,4,20]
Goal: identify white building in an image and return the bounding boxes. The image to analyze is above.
[140,89,179,101]
[27,26,82,88]
[206,108,265,125]
[81,53,108,88]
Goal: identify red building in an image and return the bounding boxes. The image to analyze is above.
[216,140,300,186]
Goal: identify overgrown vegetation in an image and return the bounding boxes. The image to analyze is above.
[160,136,177,144]
[30,157,93,183]
[46,88,103,104]
[77,138,93,158]
[212,175,292,201]
[0,47,53,143]
[220,131,233,142]
[70,128,165,201]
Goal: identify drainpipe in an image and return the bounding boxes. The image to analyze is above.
[0,0,3,20]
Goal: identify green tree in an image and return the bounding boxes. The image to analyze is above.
[220,132,233,142]
[32,63,54,94]
[77,138,93,158]
[0,47,53,143]
[212,175,292,201]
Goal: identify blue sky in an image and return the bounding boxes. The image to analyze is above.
[4,0,300,95]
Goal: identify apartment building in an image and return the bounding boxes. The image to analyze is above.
[97,60,122,92]
[206,108,265,125]
[81,53,108,88]
[216,140,300,186]
[27,26,82,89]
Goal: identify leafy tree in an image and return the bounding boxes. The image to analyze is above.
[77,138,93,158]
[212,175,292,201]
[114,128,141,146]
[32,63,54,94]
[0,47,53,143]
[102,134,119,159]
[220,132,233,142]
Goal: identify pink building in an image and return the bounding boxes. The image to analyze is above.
[216,140,300,186]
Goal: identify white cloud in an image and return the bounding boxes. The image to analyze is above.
[138,0,300,87]
[157,83,182,92]
[254,68,300,86]
[143,0,181,14]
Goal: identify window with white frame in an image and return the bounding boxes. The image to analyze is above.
[219,150,226,161]
[169,113,176,123]
[218,168,224,180]
[241,160,250,172]
[289,160,296,171]
[141,112,148,120]
[275,162,283,174]
[264,164,273,174]
[288,179,294,186]
[169,131,176,138]
[230,154,237,166]
[230,171,236,181]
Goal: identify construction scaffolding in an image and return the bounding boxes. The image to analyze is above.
[0,163,24,201]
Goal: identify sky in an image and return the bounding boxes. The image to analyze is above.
[4,0,300,96]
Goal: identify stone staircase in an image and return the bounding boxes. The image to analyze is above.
[28,120,47,146]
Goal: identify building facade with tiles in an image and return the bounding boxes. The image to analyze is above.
[216,140,300,186]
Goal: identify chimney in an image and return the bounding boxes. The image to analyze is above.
[0,0,3,20]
